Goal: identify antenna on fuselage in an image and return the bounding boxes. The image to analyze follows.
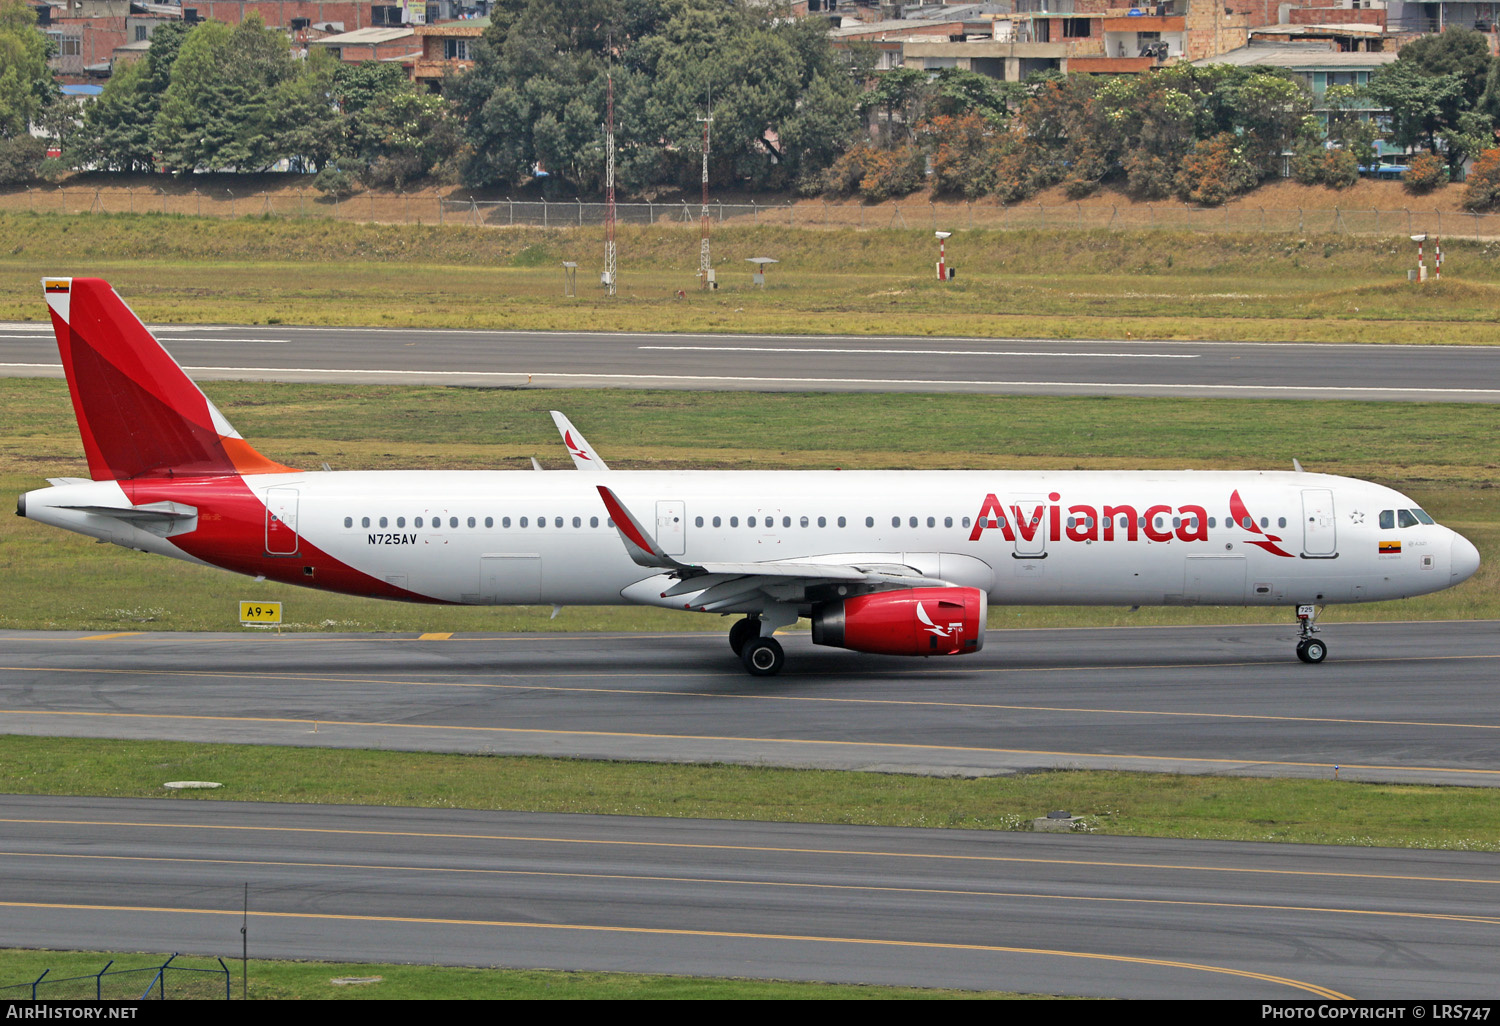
[1292,459,1305,473]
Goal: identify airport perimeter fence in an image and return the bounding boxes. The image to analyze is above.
[0,954,232,1000]
[7,184,1500,239]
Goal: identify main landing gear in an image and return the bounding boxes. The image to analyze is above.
[1295,604,1327,664]
[729,616,785,677]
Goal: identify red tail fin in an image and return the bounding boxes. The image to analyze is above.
[43,277,295,481]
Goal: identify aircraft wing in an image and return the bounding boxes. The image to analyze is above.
[598,485,950,612]
[551,411,609,470]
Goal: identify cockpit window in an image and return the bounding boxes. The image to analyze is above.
[1397,509,1419,529]
[1412,509,1435,525]
[1379,510,1394,530]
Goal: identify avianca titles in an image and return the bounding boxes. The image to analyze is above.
[18,278,1482,675]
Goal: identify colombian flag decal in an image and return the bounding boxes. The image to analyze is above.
[1379,540,1401,554]
[44,279,70,293]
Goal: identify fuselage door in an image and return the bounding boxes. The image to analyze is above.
[1301,489,1337,557]
[1010,495,1047,558]
[265,487,299,555]
[656,500,686,556]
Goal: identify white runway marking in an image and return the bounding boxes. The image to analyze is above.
[3,362,1497,398]
[638,345,1198,359]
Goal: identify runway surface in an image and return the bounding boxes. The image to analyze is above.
[3,794,1497,998]
[4,621,1499,786]
[5,324,1500,400]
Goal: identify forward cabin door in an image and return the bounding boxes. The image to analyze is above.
[1301,489,1338,557]
[265,487,299,555]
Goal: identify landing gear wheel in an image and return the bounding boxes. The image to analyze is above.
[740,636,785,677]
[1296,638,1328,664]
[729,617,759,656]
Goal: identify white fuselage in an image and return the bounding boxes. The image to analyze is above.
[25,468,1475,612]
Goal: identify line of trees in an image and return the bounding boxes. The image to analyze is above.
[10,0,1500,208]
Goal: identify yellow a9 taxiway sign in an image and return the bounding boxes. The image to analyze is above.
[239,601,282,625]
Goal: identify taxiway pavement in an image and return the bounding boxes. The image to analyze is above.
[3,794,1495,998]
[5,325,1500,400]
[4,621,1498,786]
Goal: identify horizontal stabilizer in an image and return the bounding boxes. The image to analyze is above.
[58,500,197,522]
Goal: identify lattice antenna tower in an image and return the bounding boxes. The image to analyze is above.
[604,72,616,297]
[698,90,713,289]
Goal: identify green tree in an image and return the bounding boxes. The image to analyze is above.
[1368,31,1491,170]
[0,0,55,150]
[152,15,295,173]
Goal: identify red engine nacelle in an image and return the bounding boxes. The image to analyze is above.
[810,587,987,657]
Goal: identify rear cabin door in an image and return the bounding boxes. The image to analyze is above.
[265,487,299,555]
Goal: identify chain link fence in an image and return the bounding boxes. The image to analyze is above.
[5,185,1500,238]
[0,955,232,1000]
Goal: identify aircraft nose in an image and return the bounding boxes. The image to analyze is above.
[1451,533,1481,584]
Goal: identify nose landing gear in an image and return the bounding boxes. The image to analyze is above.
[1295,604,1327,663]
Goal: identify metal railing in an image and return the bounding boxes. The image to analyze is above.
[0,954,232,1000]
[4,185,1500,238]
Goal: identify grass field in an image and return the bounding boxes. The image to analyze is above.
[5,213,1500,343]
[5,737,1496,851]
[3,379,1495,632]
[0,947,1030,1000]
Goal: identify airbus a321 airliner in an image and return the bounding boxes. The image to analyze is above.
[18,278,1482,675]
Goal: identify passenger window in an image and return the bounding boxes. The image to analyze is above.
[1208,517,1216,528]
[712,516,721,528]
[817,516,826,528]
[1397,509,1418,529]
[378,516,388,528]
[909,517,918,528]
[944,516,953,528]
[555,517,563,528]
[695,516,703,528]
[573,516,582,528]
[398,517,407,528]
[415,517,424,528]
[361,517,370,528]
[865,517,874,527]
[892,516,900,528]
[520,517,528,527]
[449,517,458,529]
[590,516,599,528]
[1259,517,1268,529]
[467,517,476,528]
[748,516,757,528]
[538,517,546,528]
[343,516,352,528]
[1379,510,1394,530]
[962,517,971,528]
[801,516,809,528]
[1277,517,1286,529]
[837,516,846,527]
[484,517,492,528]
[1242,517,1252,529]
[503,517,511,528]
[781,516,790,528]
[730,516,739,527]
[927,516,936,528]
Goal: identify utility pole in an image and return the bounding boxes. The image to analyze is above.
[604,73,616,297]
[698,95,713,289]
